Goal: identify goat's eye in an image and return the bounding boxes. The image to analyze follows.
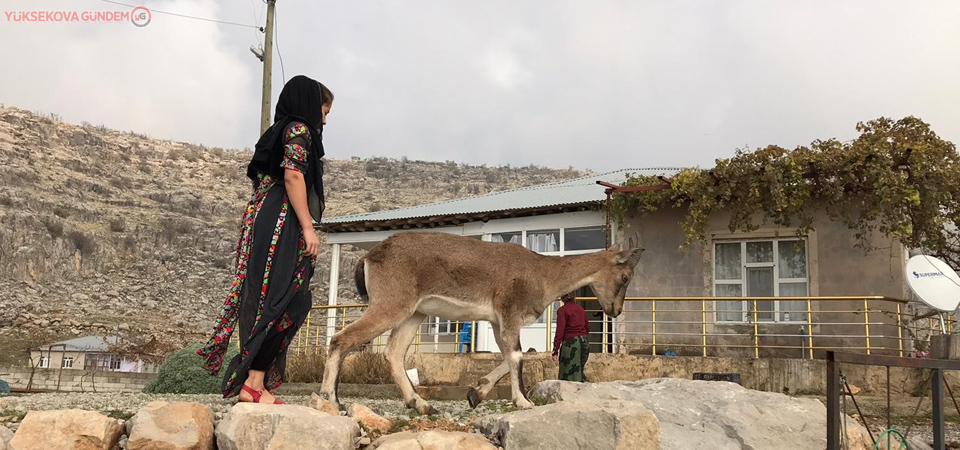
[621,274,629,283]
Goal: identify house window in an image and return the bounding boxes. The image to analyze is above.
[62,357,74,369]
[526,230,560,253]
[38,356,50,368]
[488,224,609,324]
[491,232,521,245]
[431,317,458,335]
[110,356,122,371]
[715,239,808,322]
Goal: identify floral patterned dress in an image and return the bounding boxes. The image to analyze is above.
[198,122,317,397]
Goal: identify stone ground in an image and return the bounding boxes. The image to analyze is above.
[0,392,518,434]
[3,391,960,448]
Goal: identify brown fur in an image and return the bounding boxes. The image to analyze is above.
[321,231,643,413]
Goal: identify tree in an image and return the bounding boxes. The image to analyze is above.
[611,116,960,268]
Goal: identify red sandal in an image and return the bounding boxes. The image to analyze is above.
[240,385,286,405]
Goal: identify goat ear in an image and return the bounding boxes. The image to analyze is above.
[606,243,622,252]
[617,248,645,266]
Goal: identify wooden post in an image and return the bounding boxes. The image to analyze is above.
[326,243,341,346]
[826,351,840,450]
[933,368,945,450]
[259,0,276,134]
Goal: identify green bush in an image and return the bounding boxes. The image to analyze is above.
[143,343,238,394]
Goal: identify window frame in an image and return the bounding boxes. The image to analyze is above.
[62,356,74,369]
[713,237,809,323]
[487,224,609,324]
[431,317,459,335]
[38,356,50,368]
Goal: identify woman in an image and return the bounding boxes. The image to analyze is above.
[551,292,590,382]
[198,75,333,404]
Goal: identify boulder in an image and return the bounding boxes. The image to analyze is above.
[474,400,659,450]
[9,409,123,450]
[215,403,359,450]
[126,401,214,450]
[528,379,873,450]
[347,403,392,432]
[369,431,497,450]
[307,393,341,416]
[1,426,13,450]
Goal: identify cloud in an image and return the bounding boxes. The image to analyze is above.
[2,0,959,172]
[0,0,253,148]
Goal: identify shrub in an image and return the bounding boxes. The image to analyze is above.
[67,230,97,255]
[122,235,137,251]
[143,343,239,394]
[53,206,70,218]
[109,217,126,233]
[42,216,63,238]
[159,217,193,242]
[285,351,327,383]
[340,352,392,385]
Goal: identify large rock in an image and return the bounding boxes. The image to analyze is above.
[528,379,873,450]
[369,431,497,450]
[126,401,214,450]
[347,403,392,432]
[474,400,659,450]
[9,409,123,450]
[215,403,359,450]
[1,426,13,450]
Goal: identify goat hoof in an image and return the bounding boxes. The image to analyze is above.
[515,398,534,410]
[467,388,481,409]
[415,403,438,416]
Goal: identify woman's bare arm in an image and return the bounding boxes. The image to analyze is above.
[284,169,319,257]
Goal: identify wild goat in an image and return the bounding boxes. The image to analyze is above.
[319,231,644,414]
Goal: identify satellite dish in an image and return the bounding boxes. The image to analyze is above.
[905,255,960,312]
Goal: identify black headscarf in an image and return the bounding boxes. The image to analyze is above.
[247,75,327,221]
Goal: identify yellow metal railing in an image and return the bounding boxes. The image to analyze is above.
[287,296,955,359]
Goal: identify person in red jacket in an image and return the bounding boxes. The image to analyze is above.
[551,292,591,382]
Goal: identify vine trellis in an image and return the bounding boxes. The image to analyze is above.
[605,116,960,269]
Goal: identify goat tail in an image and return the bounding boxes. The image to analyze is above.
[354,256,369,302]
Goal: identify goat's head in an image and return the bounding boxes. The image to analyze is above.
[590,246,644,317]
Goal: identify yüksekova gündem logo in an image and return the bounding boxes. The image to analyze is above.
[5,6,151,27]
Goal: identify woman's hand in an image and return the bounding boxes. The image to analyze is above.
[304,228,320,257]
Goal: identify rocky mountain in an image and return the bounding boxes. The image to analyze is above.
[0,106,589,363]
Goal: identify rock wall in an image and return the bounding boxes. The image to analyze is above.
[0,366,154,392]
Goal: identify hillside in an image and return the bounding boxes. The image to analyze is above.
[0,106,589,362]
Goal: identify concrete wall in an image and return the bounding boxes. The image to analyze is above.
[0,365,155,392]
[403,353,939,397]
[618,204,911,358]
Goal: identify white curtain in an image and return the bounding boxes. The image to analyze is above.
[526,232,558,252]
[491,234,522,245]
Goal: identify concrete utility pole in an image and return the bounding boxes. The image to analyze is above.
[259,0,277,134]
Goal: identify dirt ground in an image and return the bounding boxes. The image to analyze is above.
[815,394,960,447]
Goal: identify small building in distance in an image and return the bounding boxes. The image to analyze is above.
[29,335,158,373]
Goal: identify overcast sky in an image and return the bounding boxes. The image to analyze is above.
[2,1,959,172]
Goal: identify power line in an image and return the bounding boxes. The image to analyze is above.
[249,0,264,44]
[98,0,263,30]
[274,9,285,85]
